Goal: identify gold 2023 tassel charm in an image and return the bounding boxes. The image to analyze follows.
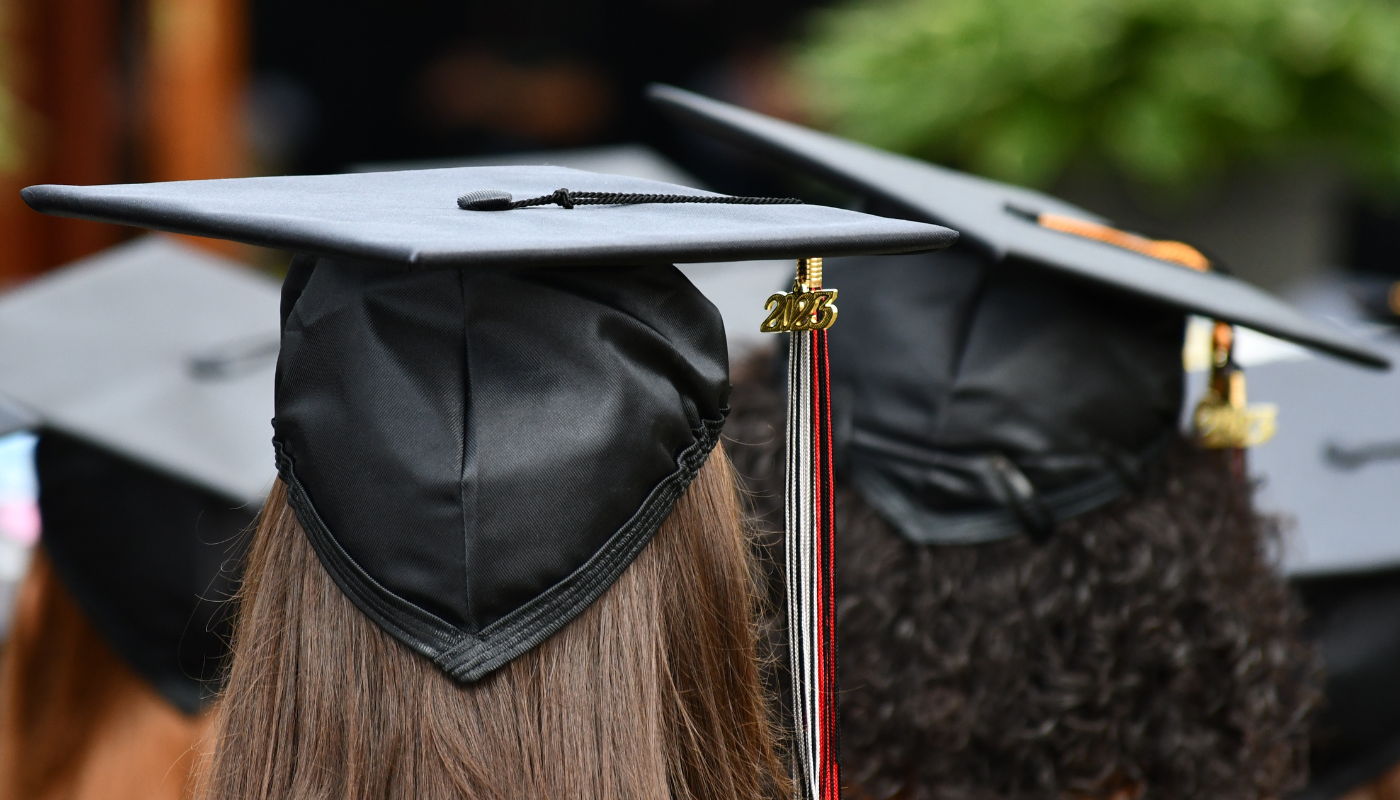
[760,258,837,332]
[762,257,841,800]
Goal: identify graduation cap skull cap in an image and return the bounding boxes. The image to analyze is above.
[649,85,1389,543]
[22,166,958,680]
[0,237,278,712]
[35,430,251,714]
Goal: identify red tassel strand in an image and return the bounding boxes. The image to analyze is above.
[784,258,840,800]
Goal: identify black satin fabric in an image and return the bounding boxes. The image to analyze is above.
[827,247,1184,543]
[274,256,729,681]
[35,431,250,714]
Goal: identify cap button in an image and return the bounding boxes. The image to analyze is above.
[458,190,514,211]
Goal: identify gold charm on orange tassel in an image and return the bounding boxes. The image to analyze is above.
[1194,321,1277,449]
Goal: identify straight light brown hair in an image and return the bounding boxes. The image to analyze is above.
[0,549,213,800]
[197,447,787,800]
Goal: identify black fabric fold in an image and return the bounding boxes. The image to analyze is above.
[272,258,730,679]
[36,431,250,714]
[826,248,1184,543]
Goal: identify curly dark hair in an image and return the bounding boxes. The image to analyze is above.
[723,354,1319,800]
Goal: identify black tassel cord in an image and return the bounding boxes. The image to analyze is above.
[458,187,802,211]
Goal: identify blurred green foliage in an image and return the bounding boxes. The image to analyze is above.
[797,0,1400,189]
[0,6,22,175]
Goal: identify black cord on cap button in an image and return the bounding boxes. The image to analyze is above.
[458,187,803,211]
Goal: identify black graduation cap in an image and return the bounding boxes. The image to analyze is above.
[650,85,1385,367]
[649,84,1389,544]
[23,166,949,268]
[20,166,957,691]
[0,236,279,712]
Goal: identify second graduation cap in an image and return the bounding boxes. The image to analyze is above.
[649,85,1388,369]
[650,85,1389,546]
[23,166,956,800]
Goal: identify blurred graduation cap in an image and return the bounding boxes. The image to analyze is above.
[0,236,280,712]
[649,85,1386,368]
[652,85,1390,367]
[649,84,1389,544]
[1240,338,1400,578]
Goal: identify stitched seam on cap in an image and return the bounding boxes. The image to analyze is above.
[275,441,464,660]
[275,413,725,683]
[435,414,726,680]
[456,269,476,629]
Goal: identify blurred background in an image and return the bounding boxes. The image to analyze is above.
[0,0,1397,287]
[3,0,1400,593]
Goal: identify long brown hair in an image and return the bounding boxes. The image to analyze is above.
[0,549,213,800]
[198,447,786,800]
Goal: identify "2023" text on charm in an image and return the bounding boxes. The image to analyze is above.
[760,289,839,332]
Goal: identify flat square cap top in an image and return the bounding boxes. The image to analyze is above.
[21,165,958,267]
[648,84,1389,370]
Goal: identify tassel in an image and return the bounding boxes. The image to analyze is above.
[1193,321,1277,480]
[769,257,840,800]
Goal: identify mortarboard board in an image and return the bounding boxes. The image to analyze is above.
[0,236,280,712]
[648,85,1386,369]
[352,146,794,357]
[22,165,958,800]
[0,237,279,505]
[21,166,950,268]
[649,85,1389,546]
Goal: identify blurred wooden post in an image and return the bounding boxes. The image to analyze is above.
[146,0,245,182]
[0,0,123,286]
[0,0,247,285]
[145,0,247,256]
